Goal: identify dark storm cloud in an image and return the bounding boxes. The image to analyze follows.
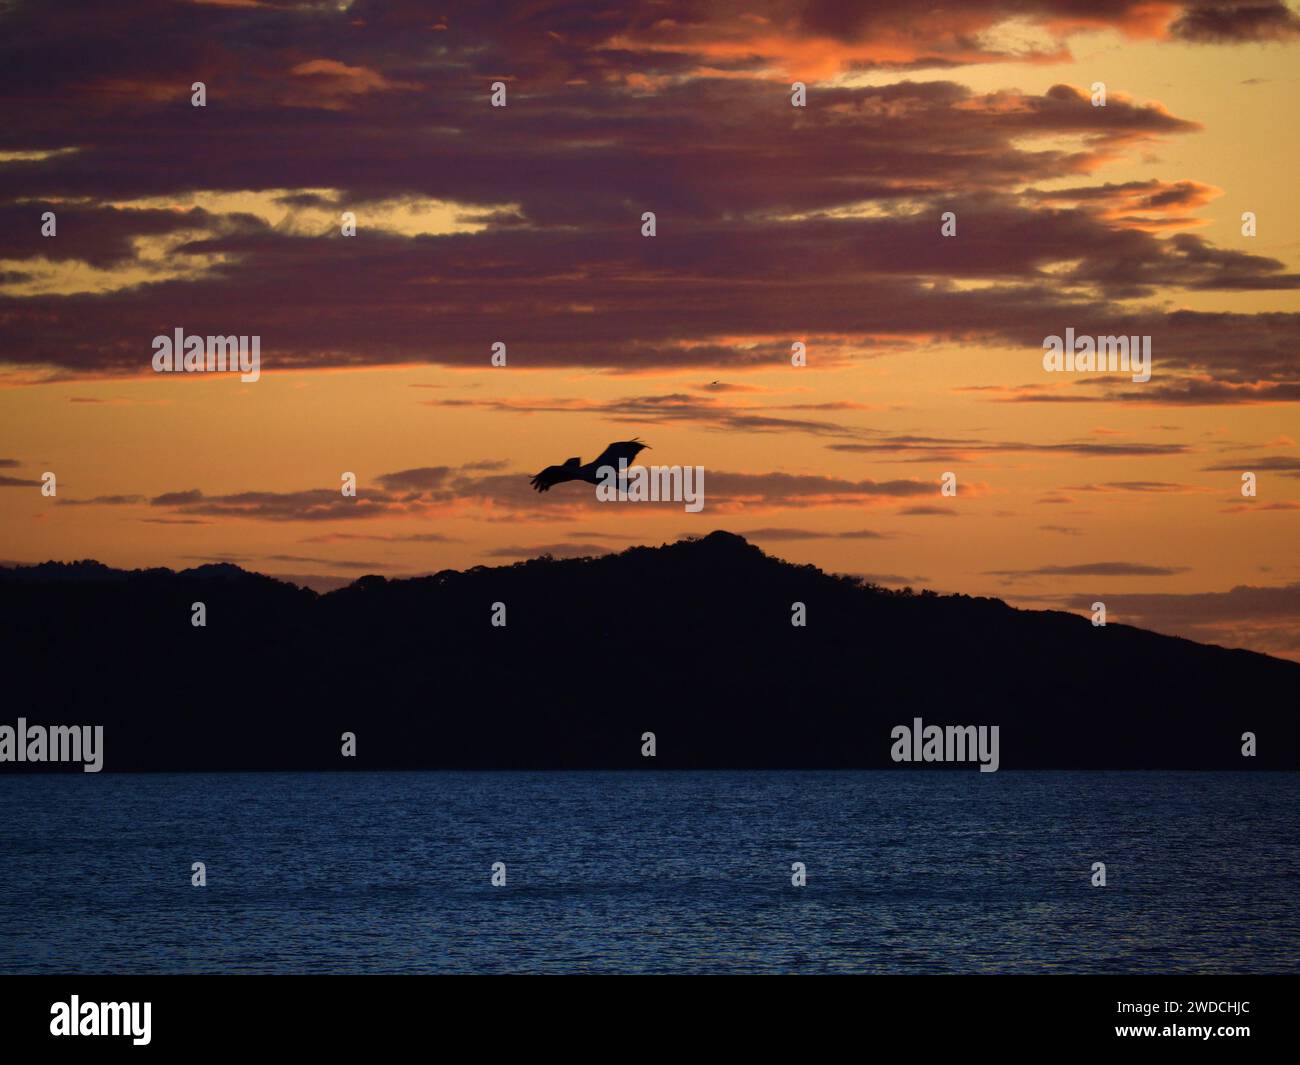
[0,1,1257,118]
[1170,2,1300,41]
[0,0,1295,402]
[4,207,1296,390]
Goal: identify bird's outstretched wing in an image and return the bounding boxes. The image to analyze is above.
[589,438,649,471]
[530,458,581,492]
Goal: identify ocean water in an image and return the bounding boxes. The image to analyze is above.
[0,770,1295,974]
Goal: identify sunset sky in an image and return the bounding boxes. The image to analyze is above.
[1,0,1298,658]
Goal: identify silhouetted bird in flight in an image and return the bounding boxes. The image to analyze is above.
[530,439,650,492]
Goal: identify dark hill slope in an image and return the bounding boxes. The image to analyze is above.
[1,532,1295,770]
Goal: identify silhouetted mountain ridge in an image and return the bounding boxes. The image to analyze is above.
[1,531,1295,770]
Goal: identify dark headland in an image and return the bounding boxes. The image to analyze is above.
[1,531,1296,771]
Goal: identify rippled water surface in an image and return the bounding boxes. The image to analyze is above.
[1,771,1295,973]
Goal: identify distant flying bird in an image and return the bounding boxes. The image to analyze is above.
[530,439,650,492]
